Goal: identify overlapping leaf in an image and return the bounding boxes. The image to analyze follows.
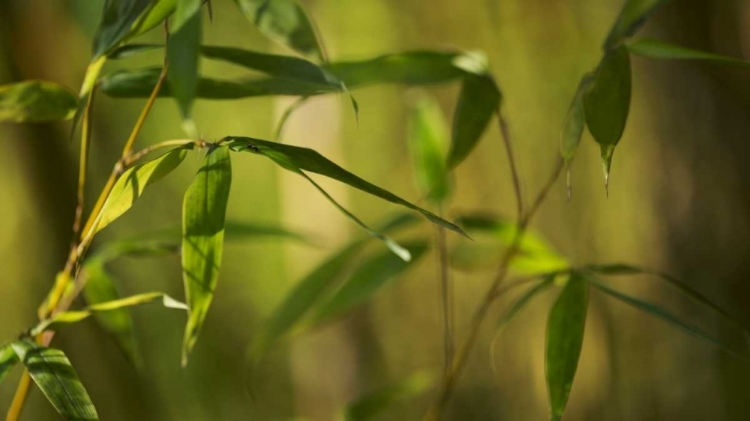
[604,0,671,50]
[181,146,232,365]
[628,38,750,67]
[91,0,152,59]
[0,343,18,385]
[408,96,451,204]
[559,74,593,199]
[0,81,78,123]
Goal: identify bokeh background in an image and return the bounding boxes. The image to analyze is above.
[2,0,750,420]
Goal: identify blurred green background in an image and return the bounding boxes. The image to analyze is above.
[2,0,750,420]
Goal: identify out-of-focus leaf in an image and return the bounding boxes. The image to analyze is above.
[250,212,420,361]
[108,43,163,60]
[11,340,98,421]
[0,343,18,385]
[583,45,631,191]
[227,137,466,241]
[181,146,232,366]
[92,0,152,59]
[233,0,324,61]
[96,147,189,234]
[560,74,593,200]
[168,2,202,132]
[546,273,589,421]
[604,0,671,50]
[310,241,429,325]
[345,371,433,421]
[584,272,750,358]
[497,275,555,330]
[409,96,450,204]
[446,74,501,170]
[628,38,750,67]
[0,81,77,123]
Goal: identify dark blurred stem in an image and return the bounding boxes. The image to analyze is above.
[436,206,454,378]
[423,158,563,421]
[498,110,524,219]
[71,90,95,243]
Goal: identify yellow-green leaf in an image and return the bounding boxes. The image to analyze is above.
[0,81,77,123]
[0,343,18,385]
[409,96,450,204]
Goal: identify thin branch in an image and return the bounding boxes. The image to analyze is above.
[436,207,454,378]
[71,90,96,242]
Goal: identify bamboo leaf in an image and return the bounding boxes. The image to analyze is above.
[546,273,589,421]
[0,343,19,385]
[560,74,593,199]
[583,45,632,192]
[0,81,78,123]
[11,340,98,421]
[168,1,202,133]
[92,0,152,59]
[181,146,232,366]
[226,137,467,242]
[96,147,189,234]
[446,73,502,170]
[628,38,750,67]
[345,371,433,421]
[130,0,177,38]
[497,275,555,330]
[108,43,163,60]
[604,0,671,50]
[173,0,202,33]
[232,0,325,61]
[409,96,451,204]
[311,241,429,326]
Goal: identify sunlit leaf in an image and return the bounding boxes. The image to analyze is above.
[131,0,177,37]
[409,96,450,204]
[226,137,466,243]
[446,74,501,170]
[181,146,232,366]
[250,212,420,361]
[233,0,324,61]
[0,81,77,123]
[546,273,589,421]
[310,241,429,325]
[603,0,671,50]
[560,74,593,200]
[11,340,98,421]
[0,343,18,385]
[496,275,555,330]
[583,272,749,358]
[628,38,750,67]
[168,2,202,130]
[96,146,189,234]
[345,371,433,421]
[583,45,631,192]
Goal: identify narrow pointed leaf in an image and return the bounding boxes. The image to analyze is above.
[345,372,433,421]
[583,46,631,190]
[628,38,750,67]
[584,272,749,358]
[233,0,324,61]
[446,74,501,170]
[0,81,77,123]
[226,137,466,238]
[497,275,555,330]
[604,0,671,50]
[311,241,429,325]
[173,0,203,33]
[11,340,98,421]
[181,146,232,365]
[96,147,189,234]
[0,343,19,385]
[560,74,593,199]
[409,96,450,204]
[250,212,420,360]
[109,43,163,60]
[168,3,202,127]
[546,273,589,421]
[92,0,152,59]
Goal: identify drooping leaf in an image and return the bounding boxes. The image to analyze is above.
[446,73,502,170]
[583,45,632,191]
[173,0,203,33]
[232,0,324,61]
[497,275,555,330]
[546,273,589,421]
[584,272,749,358]
[345,371,433,421]
[226,137,466,239]
[0,343,19,385]
[250,212,420,361]
[310,241,429,326]
[628,38,750,67]
[408,96,450,204]
[0,81,77,123]
[91,0,152,59]
[168,2,202,133]
[95,146,189,234]
[560,74,593,200]
[603,0,671,50]
[11,340,98,421]
[181,146,232,366]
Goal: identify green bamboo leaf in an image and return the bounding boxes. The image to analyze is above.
[446,73,502,170]
[584,272,749,358]
[168,1,202,134]
[497,275,555,330]
[108,43,163,60]
[408,96,450,204]
[226,137,466,241]
[583,45,632,192]
[0,81,77,123]
[173,0,202,33]
[131,0,177,37]
[92,0,152,59]
[310,241,429,326]
[11,340,98,421]
[604,0,671,50]
[232,0,324,61]
[250,212,420,361]
[345,371,433,421]
[546,273,589,421]
[0,343,19,385]
[95,146,189,234]
[181,146,232,366]
[559,74,593,200]
[628,38,750,67]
